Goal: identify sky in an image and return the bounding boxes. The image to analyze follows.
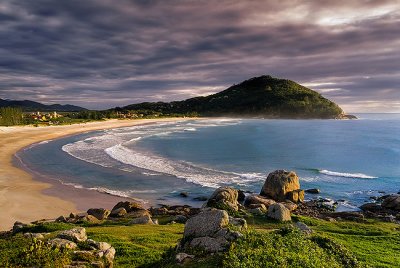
[0,0,399,112]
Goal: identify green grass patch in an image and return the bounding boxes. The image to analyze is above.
[86,224,184,267]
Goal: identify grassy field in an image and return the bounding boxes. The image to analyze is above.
[1,216,399,267]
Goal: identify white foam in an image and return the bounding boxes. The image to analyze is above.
[61,119,249,188]
[319,169,377,179]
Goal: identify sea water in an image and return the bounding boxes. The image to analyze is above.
[18,114,400,210]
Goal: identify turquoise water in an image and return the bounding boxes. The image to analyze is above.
[18,114,400,210]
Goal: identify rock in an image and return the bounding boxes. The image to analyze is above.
[173,215,188,223]
[281,201,298,211]
[55,215,67,223]
[176,253,194,264]
[150,207,169,215]
[229,216,247,231]
[381,195,400,211]
[87,208,110,220]
[294,222,312,235]
[23,232,49,239]
[180,192,189,198]
[81,215,101,224]
[305,188,320,194]
[69,212,78,218]
[184,209,229,238]
[244,194,276,208]
[260,170,300,202]
[152,219,159,225]
[248,207,265,215]
[103,246,116,264]
[206,187,239,211]
[126,209,151,218]
[87,239,112,251]
[112,201,144,213]
[48,238,77,249]
[189,236,228,253]
[129,215,154,225]
[267,203,291,221]
[237,190,246,202]
[360,203,382,212]
[327,211,365,221]
[193,196,208,201]
[110,207,127,217]
[57,227,87,242]
[12,221,28,233]
[286,189,305,203]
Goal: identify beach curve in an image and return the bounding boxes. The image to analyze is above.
[0,118,194,231]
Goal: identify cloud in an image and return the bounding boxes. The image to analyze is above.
[0,0,399,111]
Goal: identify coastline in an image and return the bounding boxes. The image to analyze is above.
[0,118,195,231]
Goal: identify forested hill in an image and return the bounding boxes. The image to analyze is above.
[0,99,86,112]
[122,75,344,119]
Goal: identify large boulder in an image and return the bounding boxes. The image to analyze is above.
[381,195,400,211]
[57,227,87,243]
[244,194,276,208]
[267,203,291,222]
[184,209,229,238]
[260,170,301,202]
[87,208,110,220]
[206,187,239,211]
[181,209,245,253]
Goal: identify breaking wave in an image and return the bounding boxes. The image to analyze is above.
[319,169,377,179]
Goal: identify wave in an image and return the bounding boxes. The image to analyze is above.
[104,144,263,188]
[57,179,153,200]
[319,169,377,179]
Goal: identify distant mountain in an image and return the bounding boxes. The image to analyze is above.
[0,98,87,112]
[121,75,345,119]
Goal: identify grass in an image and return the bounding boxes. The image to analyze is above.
[1,216,399,267]
[86,224,184,267]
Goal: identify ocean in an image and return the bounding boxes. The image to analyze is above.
[17,114,400,210]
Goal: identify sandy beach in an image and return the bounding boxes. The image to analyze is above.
[0,118,190,231]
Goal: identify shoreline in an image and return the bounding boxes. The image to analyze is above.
[0,118,196,231]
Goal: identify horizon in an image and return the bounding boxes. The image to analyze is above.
[0,1,399,112]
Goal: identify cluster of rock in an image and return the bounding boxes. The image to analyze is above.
[204,170,305,222]
[55,201,159,225]
[174,169,307,262]
[23,227,115,268]
[360,194,400,222]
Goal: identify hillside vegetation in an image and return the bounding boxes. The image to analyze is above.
[122,75,343,119]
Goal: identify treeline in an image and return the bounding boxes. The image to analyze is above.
[0,107,24,126]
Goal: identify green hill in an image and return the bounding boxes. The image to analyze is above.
[122,75,344,119]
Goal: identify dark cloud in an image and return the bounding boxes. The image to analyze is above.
[0,0,399,111]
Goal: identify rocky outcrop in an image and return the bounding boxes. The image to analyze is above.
[110,207,127,217]
[179,209,245,253]
[381,195,400,211]
[111,201,144,213]
[206,187,240,211]
[57,227,87,243]
[87,208,110,220]
[267,203,291,222]
[260,170,303,202]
